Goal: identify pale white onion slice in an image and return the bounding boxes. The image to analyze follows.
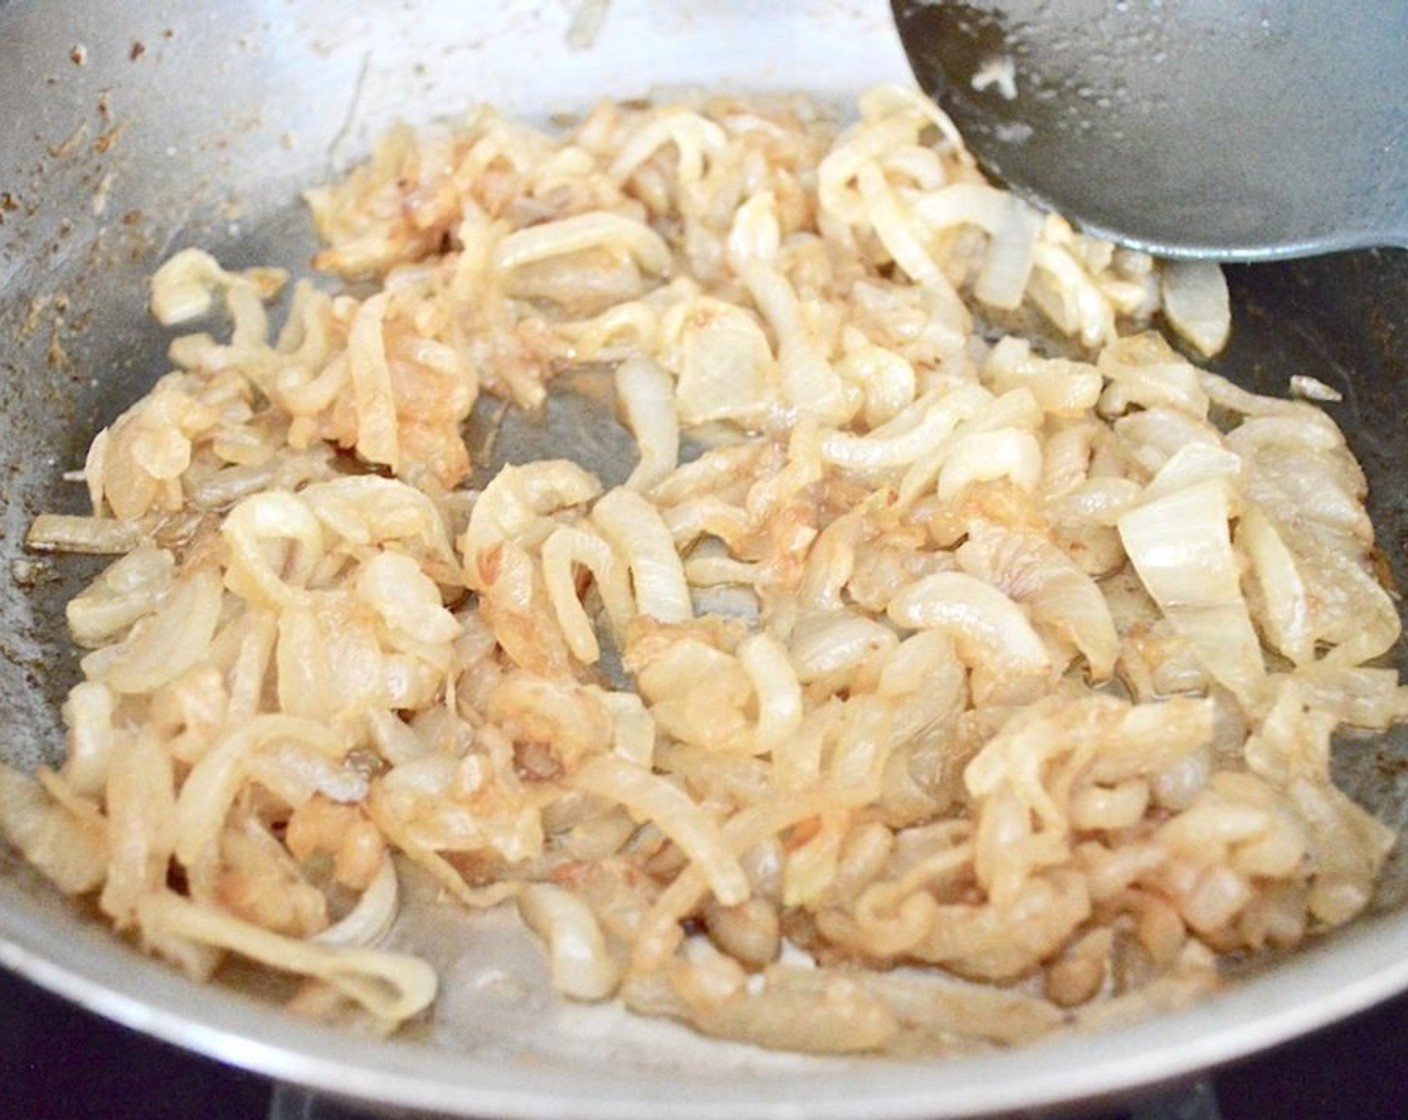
[149,248,229,325]
[540,524,635,663]
[957,524,1119,680]
[1236,506,1314,666]
[725,190,781,273]
[789,610,900,685]
[670,298,779,426]
[301,475,458,571]
[886,571,1052,703]
[1098,332,1210,419]
[25,514,145,555]
[460,460,602,590]
[912,183,1039,310]
[1119,478,1265,705]
[175,715,348,869]
[616,355,679,491]
[65,547,175,648]
[819,384,991,471]
[598,689,657,768]
[1160,260,1231,358]
[518,881,621,1000]
[355,552,461,644]
[347,293,399,471]
[737,632,804,755]
[743,263,853,424]
[99,567,223,695]
[221,491,326,609]
[0,767,107,894]
[608,111,728,186]
[982,337,1102,419]
[138,891,436,1026]
[591,488,693,624]
[571,754,749,907]
[314,855,400,949]
[836,345,917,429]
[493,211,672,276]
[937,427,1043,499]
[60,682,116,797]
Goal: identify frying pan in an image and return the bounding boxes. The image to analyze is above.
[2,3,1407,1117]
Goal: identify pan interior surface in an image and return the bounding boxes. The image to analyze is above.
[2,4,1407,1117]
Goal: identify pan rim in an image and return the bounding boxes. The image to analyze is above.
[3,4,1408,1116]
[4,874,1408,1120]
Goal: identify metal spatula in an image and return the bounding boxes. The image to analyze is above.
[891,1,1408,261]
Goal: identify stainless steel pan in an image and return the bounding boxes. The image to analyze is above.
[3,3,1407,1116]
